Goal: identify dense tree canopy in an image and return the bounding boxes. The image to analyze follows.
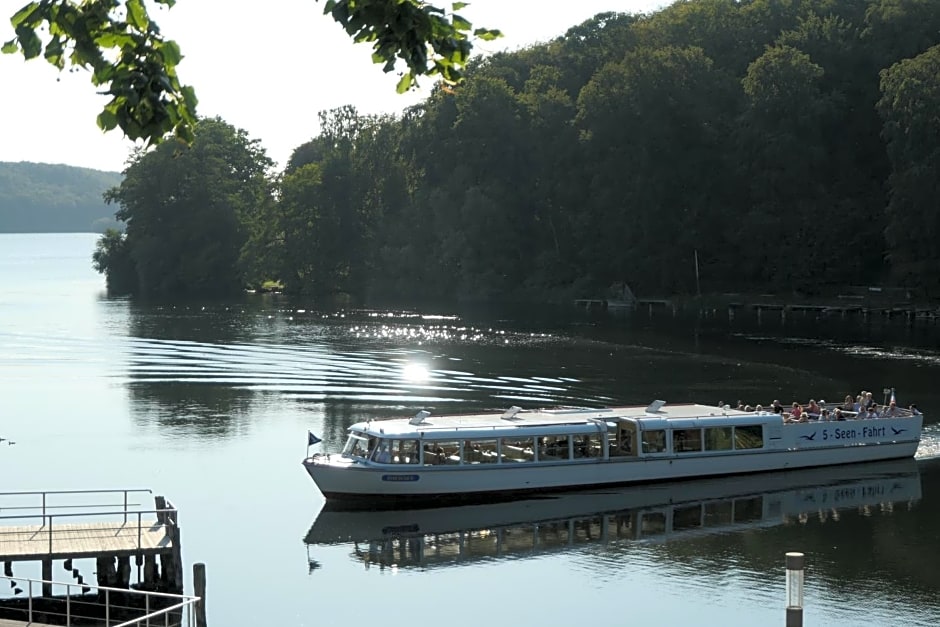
[97,117,273,297]
[94,0,940,302]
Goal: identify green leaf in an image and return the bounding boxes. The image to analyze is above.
[43,36,65,68]
[474,28,502,41]
[159,40,182,66]
[180,85,198,112]
[97,107,119,131]
[10,2,39,27]
[14,25,42,59]
[396,72,412,94]
[1,40,18,54]
[452,2,468,10]
[452,14,471,31]
[126,0,149,31]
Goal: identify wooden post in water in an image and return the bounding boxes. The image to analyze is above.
[193,563,207,627]
[117,556,131,589]
[41,559,52,597]
[143,554,159,587]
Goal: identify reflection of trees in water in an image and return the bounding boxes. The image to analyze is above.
[127,297,271,345]
[127,382,256,438]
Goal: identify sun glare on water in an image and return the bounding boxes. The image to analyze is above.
[401,362,430,383]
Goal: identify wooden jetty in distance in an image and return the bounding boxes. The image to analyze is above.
[575,285,940,325]
[0,489,200,626]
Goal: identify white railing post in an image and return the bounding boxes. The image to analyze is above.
[785,551,805,627]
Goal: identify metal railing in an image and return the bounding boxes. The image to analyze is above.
[0,575,199,627]
[0,489,154,523]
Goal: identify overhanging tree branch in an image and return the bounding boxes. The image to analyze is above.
[3,0,500,147]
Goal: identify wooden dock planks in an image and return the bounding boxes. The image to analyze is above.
[0,521,171,561]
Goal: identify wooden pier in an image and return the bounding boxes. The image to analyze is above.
[0,489,191,625]
[0,518,171,560]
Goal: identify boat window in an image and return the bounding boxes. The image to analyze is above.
[573,433,603,458]
[641,430,667,453]
[502,437,535,463]
[611,422,637,457]
[537,521,571,547]
[462,439,498,464]
[342,434,372,459]
[423,441,461,465]
[704,500,734,526]
[398,439,421,464]
[673,505,703,531]
[608,513,635,539]
[673,429,703,453]
[734,425,764,450]
[371,439,393,463]
[733,497,763,522]
[538,435,569,461]
[369,439,419,464]
[705,427,733,451]
[639,512,667,537]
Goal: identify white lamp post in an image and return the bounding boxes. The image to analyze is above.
[786,552,804,627]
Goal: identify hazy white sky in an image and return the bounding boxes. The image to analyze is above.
[0,0,666,172]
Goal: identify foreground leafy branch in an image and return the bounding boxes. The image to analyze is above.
[3,0,500,147]
[3,0,198,145]
[323,0,501,93]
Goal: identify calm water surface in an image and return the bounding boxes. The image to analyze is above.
[2,233,940,627]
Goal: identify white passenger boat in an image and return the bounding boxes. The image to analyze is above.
[302,397,923,506]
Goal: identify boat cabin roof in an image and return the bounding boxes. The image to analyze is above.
[349,404,771,438]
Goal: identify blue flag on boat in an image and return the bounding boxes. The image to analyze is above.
[308,431,322,446]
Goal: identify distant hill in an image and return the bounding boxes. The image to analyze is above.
[0,161,123,233]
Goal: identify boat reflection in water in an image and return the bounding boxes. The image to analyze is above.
[304,459,921,571]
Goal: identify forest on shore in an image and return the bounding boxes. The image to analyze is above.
[94,0,940,302]
[0,162,120,233]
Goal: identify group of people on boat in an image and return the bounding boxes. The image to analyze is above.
[725,389,920,424]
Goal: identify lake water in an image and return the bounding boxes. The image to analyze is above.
[1,232,939,627]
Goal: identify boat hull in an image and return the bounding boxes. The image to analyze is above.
[305,436,920,508]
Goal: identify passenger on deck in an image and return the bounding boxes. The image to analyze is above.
[791,403,803,419]
[834,408,847,421]
[865,391,875,409]
[842,395,854,411]
[885,401,901,417]
[807,400,821,417]
[772,400,784,414]
[910,404,922,416]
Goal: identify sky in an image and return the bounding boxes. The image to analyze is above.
[0,0,667,173]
